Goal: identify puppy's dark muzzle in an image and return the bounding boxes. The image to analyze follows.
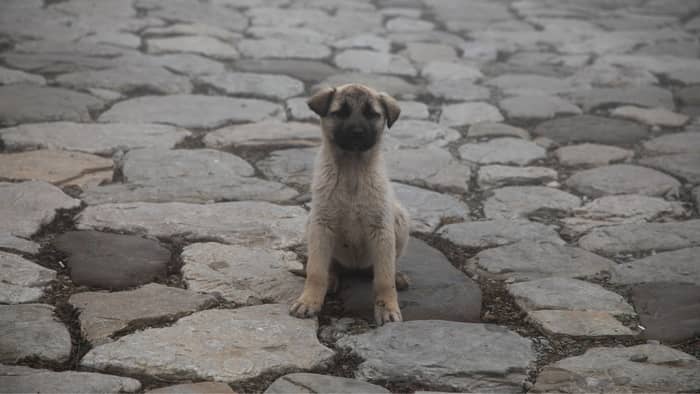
[334,127,377,152]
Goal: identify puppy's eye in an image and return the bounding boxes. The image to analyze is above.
[363,105,380,119]
[331,103,351,118]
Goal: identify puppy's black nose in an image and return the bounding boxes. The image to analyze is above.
[350,127,364,135]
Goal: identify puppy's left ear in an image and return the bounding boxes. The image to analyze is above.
[379,92,400,129]
[307,87,336,117]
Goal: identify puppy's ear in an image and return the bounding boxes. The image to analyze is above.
[379,92,401,129]
[307,87,336,117]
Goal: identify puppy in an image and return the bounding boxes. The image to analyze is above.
[289,83,410,325]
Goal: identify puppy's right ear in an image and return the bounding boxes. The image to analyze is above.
[307,87,336,117]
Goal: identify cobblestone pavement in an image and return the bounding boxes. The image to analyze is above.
[1,0,700,393]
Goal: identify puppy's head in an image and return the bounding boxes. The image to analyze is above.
[307,84,400,152]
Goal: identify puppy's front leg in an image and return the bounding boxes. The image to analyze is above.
[370,230,402,325]
[290,222,333,318]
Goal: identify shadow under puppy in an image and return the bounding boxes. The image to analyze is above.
[289,83,410,326]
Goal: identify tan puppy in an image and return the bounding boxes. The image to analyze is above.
[289,84,410,325]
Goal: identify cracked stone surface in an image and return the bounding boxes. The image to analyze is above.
[2,0,700,391]
[338,321,535,393]
[0,365,142,394]
[69,283,217,345]
[81,305,334,383]
[0,304,71,364]
[181,242,304,305]
[265,373,389,394]
[0,251,55,305]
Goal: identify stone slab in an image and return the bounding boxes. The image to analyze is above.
[0,304,71,364]
[554,143,633,167]
[0,251,55,305]
[440,102,504,127]
[467,122,530,139]
[99,95,285,129]
[204,121,319,149]
[0,122,191,155]
[386,147,471,193]
[477,165,557,189]
[579,220,700,256]
[566,164,681,198]
[197,72,304,100]
[439,220,564,249]
[55,65,192,95]
[643,131,700,154]
[611,106,689,127]
[181,242,304,305]
[528,310,636,337]
[54,231,170,290]
[500,95,581,120]
[264,373,389,394]
[147,382,234,394]
[337,321,535,393]
[483,186,581,219]
[630,282,700,344]
[611,247,700,285]
[393,183,470,232]
[257,147,316,187]
[76,202,307,249]
[339,238,481,323]
[533,115,648,145]
[467,240,615,282]
[0,84,104,126]
[532,344,700,393]
[0,150,113,187]
[315,72,422,99]
[0,365,141,394]
[81,305,334,383]
[146,36,239,59]
[640,153,700,184]
[69,283,217,345]
[459,138,545,166]
[571,86,675,112]
[384,120,460,149]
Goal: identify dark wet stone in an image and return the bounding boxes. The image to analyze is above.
[54,231,170,290]
[533,115,648,145]
[629,282,700,344]
[339,238,481,323]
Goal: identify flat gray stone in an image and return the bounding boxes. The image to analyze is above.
[82,148,298,204]
[439,219,563,249]
[238,38,330,60]
[384,120,460,149]
[440,102,504,127]
[397,100,430,120]
[528,310,636,337]
[611,247,700,285]
[181,242,304,305]
[421,61,482,82]
[483,186,581,220]
[147,382,234,394]
[337,321,535,393]
[393,183,470,232]
[630,283,700,344]
[643,131,700,154]
[0,304,71,363]
[0,84,104,126]
[533,115,648,145]
[335,50,416,77]
[403,42,457,64]
[339,238,481,323]
[265,373,389,394]
[70,283,216,345]
[257,147,316,187]
[387,17,434,32]
[468,122,530,139]
[467,240,614,282]
[234,59,337,83]
[0,149,113,187]
[640,153,700,184]
[427,79,491,101]
[144,53,226,76]
[566,164,681,198]
[508,277,634,315]
[0,65,45,85]
[571,86,675,112]
[678,85,700,106]
[286,98,318,121]
[611,106,689,127]
[204,121,319,149]
[555,143,633,167]
[500,95,581,120]
[197,72,304,100]
[99,95,285,129]
[485,74,575,96]
[54,231,170,290]
[55,65,192,94]
[77,202,307,249]
[459,138,545,166]
[532,344,700,393]
[0,122,191,155]
[0,234,39,255]
[578,220,700,256]
[146,36,239,59]
[81,305,334,383]
[0,181,80,239]
[137,0,248,31]
[477,165,557,189]
[0,251,55,305]
[315,72,422,98]
[333,33,390,53]
[0,365,141,394]
[386,147,471,193]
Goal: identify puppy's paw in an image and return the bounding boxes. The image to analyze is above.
[374,299,403,326]
[289,295,322,318]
